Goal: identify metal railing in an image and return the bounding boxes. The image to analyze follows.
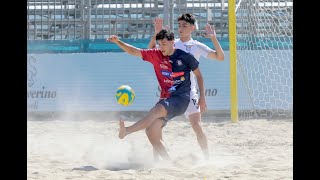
[27,0,228,40]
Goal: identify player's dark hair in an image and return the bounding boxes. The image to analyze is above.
[156,29,174,41]
[177,13,196,25]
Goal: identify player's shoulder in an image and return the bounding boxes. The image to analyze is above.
[175,38,197,44]
[175,48,187,54]
[176,49,195,58]
[185,39,209,49]
[141,48,163,60]
[193,39,208,47]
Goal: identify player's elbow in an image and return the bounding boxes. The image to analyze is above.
[208,52,224,61]
[216,54,225,61]
[213,52,224,61]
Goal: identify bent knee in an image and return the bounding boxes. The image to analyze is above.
[189,113,201,126]
[145,127,152,136]
[145,127,162,139]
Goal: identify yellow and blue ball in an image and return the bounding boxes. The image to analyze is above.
[115,85,135,106]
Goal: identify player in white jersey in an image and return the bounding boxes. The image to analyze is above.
[148,13,224,160]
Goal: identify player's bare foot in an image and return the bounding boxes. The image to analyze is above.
[118,120,126,139]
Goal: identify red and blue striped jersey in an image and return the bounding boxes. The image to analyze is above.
[141,49,199,98]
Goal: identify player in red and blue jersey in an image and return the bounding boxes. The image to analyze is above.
[107,29,207,160]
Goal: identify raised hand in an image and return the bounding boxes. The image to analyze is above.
[153,17,163,34]
[202,23,217,38]
[106,35,119,43]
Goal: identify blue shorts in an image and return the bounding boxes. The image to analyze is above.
[157,93,190,122]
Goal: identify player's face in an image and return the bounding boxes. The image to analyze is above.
[178,20,195,38]
[158,38,174,56]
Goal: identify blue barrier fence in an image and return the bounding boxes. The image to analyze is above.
[27,37,292,53]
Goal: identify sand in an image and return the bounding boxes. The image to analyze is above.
[27,115,292,180]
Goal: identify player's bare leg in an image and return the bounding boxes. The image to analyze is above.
[118,103,167,139]
[145,119,170,161]
[189,112,209,159]
[118,120,126,139]
[153,148,160,161]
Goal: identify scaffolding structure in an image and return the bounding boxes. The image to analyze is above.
[27,0,230,40]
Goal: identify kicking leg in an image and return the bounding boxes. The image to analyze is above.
[145,119,170,160]
[118,103,167,139]
[189,112,209,159]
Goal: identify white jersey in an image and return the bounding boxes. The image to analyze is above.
[174,38,213,100]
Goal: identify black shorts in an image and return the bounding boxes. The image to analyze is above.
[157,93,190,122]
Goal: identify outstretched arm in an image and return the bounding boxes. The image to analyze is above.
[107,35,142,58]
[192,67,207,112]
[202,23,225,61]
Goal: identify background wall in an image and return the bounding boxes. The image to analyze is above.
[27,52,230,112]
[27,51,293,113]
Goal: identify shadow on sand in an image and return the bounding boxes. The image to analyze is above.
[71,162,149,172]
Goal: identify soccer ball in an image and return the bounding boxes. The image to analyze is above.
[115,85,135,106]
